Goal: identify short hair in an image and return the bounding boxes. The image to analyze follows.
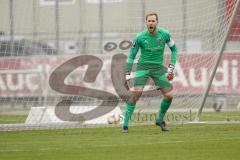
[145,12,158,21]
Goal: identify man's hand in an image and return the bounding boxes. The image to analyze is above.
[166,64,175,81]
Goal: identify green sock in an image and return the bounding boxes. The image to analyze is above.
[123,102,135,127]
[156,98,172,122]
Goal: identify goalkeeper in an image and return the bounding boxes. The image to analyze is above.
[122,12,178,133]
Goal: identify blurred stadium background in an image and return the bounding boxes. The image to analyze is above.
[0,0,240,130]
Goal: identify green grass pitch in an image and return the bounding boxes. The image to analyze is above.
[0,123,240,160]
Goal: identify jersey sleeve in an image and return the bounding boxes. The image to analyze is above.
[126,35,140,72]
[165,31,178,65]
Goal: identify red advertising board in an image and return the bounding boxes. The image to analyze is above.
[226,0,240,40]
[0,53,239,97]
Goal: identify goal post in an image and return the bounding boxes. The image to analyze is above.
[195,0,240,121]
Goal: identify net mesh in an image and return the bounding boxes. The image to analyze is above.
[0,0,239,130]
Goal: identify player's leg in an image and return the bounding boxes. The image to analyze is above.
[122,87,143,133]
[155,89,173,131]
[152,68,173,131]
[122,69,148,133]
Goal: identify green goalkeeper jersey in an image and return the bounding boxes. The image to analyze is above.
[127,27,178,72]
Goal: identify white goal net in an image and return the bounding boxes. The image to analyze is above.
[0,0,239,130]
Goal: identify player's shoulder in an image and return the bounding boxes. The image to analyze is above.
[136,30,147,38]
[157,27,171,35]
[134,30,147,41]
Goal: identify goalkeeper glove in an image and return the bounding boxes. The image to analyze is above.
[125,71,131,80]
[124,71,131,90]
[166,64,175,81]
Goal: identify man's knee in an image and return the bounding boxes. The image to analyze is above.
[163,91,173,101]
[128,91,142,104]
[164,94,173,101]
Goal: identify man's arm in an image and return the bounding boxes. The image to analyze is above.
[124,36,140,90]
[167,37,178,65]
[126,37,140,73]
[166,34,178,80]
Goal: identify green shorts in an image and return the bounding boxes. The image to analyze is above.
[134,64,172,92]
